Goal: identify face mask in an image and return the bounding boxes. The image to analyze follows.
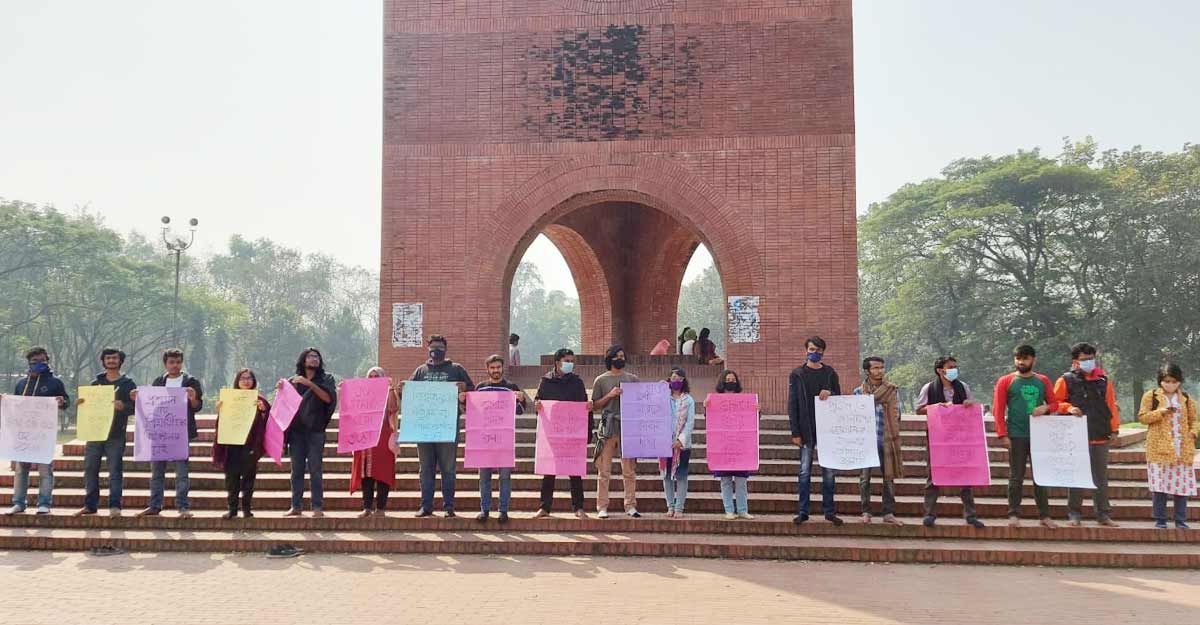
[1078,359,1096,373]
[725,383,741,393]
[669,380,685,391]
[612,359,626,370]
[807,352,823,363]
[1162,381,1182,395]
[559,362,574,375]
[943,367,960,382]
[29,362,50,375]
[429,348,446,361]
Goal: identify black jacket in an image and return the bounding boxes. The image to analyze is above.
[15,371,70,403]
[152,373,204,441]
[787,364,841,445]
[290,372,338,433]
[535,370,592,435]
[91,372,137,441]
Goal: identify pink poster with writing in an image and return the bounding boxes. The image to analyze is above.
[927,403,991,487]
[464,391,517,469]
[337,377,391,454]
[534,400,589,477]
[704,393,760,472]
[265,380,303,466]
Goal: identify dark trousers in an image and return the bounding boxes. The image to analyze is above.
[223,446,260,513]
[924,477,978,522]
[859,445,896,516]
[1151,492,1189,524]
[540,475,585,512]
[1007,436,1050,519]
[1067,442,1111,521]
[361,477,391,510]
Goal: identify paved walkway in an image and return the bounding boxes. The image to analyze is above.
[1,552,1196,624]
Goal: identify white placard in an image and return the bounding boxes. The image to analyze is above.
[727,295,760,344]
[1030,414,1096,489]
[0,395,59,464]
[814,394,879,470]
[391,302,423,347]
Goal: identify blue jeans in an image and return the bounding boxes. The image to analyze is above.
[662,449,692,513]
[11,462,54,510]
[288,429,326,510]
[148,460,190,511]
[719,476,749,514]
[479,468,512,513]
[796,444,837,517]
[417,442,457,512]
[83,436,126,511]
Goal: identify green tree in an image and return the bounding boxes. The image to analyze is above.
[676,263,725,356]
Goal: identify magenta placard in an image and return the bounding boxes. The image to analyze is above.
[464,391,516,469]
[534,400,589,477]
[927,403,991,487]
[704,393,760,472]
[265,380,303,466]
[336,377,391,454]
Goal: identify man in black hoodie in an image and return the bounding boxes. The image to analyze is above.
[532,348,590,519]
[787,336,843,526]
[135,348,204,518]
[403,334,473,518]
[74,348,137,516]
[5,347,69,515]
[282,347,338,517]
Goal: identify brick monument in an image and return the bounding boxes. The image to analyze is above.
[381,0,858,411]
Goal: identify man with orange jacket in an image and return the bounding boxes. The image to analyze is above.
[1050,342,1121,527]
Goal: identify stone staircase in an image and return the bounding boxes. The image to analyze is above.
[2,410,1198,568]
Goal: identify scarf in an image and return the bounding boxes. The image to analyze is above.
[861,377,904,479]
[659,393,690,478]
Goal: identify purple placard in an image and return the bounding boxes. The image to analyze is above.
[619,382,673,459]
[133,386,189,461]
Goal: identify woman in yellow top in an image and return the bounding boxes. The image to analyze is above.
[1137,363,1198,529]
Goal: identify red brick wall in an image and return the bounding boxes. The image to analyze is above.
[381,0,859,410]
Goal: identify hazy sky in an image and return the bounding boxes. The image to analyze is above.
[3,1,1198,295]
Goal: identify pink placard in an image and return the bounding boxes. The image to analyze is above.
[534,400,589,477]
[337,377,391,454]
[704,393,760,472]
[927,403,991,487]
[464,391,516,469]
[265,380,303,466]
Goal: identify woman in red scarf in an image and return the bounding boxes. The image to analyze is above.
[350,366,399,517]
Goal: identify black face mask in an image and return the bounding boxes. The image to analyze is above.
[611,359,626,370]
[725,383,742,393]
[429,348,446,361]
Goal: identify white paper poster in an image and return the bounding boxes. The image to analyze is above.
[814,395,879,470]
[727,295,760,344]
[391,302,423,347]
[1030,414,1096,489]
[0,395,59,464]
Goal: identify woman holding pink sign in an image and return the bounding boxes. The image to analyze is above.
[709,370,754,520]
[350,366,399,518]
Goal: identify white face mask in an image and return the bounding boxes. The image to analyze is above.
[559,361,574,375]
[1078,359,1097,373]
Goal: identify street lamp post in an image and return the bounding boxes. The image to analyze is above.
[161,216,199,346]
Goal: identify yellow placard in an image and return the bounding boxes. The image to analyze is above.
[217,388,259,445]
[76,386,115,442]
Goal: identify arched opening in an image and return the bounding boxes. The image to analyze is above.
[675,244,726,360]
[507,234,583,365]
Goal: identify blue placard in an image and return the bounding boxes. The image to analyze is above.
[397,381,459,443]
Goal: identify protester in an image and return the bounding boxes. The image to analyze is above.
[473,355,529,524]
[5,347,68,515]
[709,370,753,520]
[680,327,698,356]
[854,356,903,525]
[1052,342,1121,527]
[281,347,337,517]
[696,328,724,365]
[992,345,1056,528]
[74,348,136,517]
[213,368,270,519]
[533,348,589,519]
[787,336,842,525]
[508,334,521,367]
[916,355,986,528]
[350,366,399,518]
[649,339,671,355]
[592,344,641,518]
[133,348,203,518]
[1137,363,1196,529]
[661,367,696,518]
[404,334,473,518]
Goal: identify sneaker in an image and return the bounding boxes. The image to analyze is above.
[36,505,50,515]
[178,510,193,520]
[825,514,844,527]
[415,509,434,518]
[738,512,755,520]
[574,509,589,520]
[724,513,737,520]
[1038,518,1058,530]
[283,508,303,517]
[1068,518,1082,527]
[860,513,872,524]
[1176,521,1190,530]
[793,513,809,525]
[222,510,237,520]
[356,509,373,519]
[266,545,302,559]
[1007,517,1021,528]
[922,516,935,528]
[109,507,122,517]
[597,508,609,519]
[74,507,97,517]
[4,505,24,515]
[88,545,126,557]
[1097,517,1120,528]
[498,512,509,525]
[310,509,324,518]
[475,511,489,523]
[444,510,456,518]
[533,509,551,519]
[1155,520,1169,529]
[626,508,641,518]
[135,507,160,518]
[242,510,254,519]
[968,519,985,529]
[882,514,902,526]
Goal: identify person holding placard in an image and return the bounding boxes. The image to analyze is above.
[473,355,529,524]
[213,368,271,519]
[1137,363,1197,529]
[709,370,754,520]
[135,348,204,519]
[853,357,903,526]
[349,366,400,518]
[1051,342,1121,528]
[661,367,696,518]
[916,355,985,529]
[74,348,137,517]
[4,347,68,516]
[992,345,1057,529]
[533,348,589,519]
[281,347,338,518]
[787,336,843,526]
[592,345,641,519]
[404,334,473,518]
